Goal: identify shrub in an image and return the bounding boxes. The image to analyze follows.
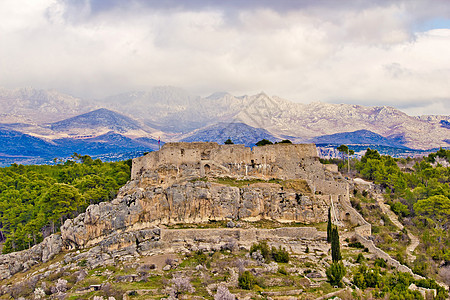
[364,269,382,288]
[250,241,270,261]
[390,202,410,217]
[412,255,429,277]
[170,276,195,296]
[77,259,87,267]
[348,241,364,249]
[238,271,255,290]
[326,262,346,287]
[278,266,288,275]
[374,258,387,268]
[355,253,365,263]
[352,265,382,289]
[351,198,362,211]
[193,250,208,265]
[353,270,366,289]
[272,246,289,263]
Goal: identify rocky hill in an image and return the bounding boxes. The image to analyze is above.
[48,108,153,138]
[310,129,409,149]
[1,143,447,299]
[0,143,357,278]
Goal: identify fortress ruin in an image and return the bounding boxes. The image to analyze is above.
[132,142,347,195]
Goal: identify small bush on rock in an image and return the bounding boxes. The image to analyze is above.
[272,246,289,263]
[238,271,255,290]
[250,241,270,261]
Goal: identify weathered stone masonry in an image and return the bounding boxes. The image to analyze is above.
[132,142,348,195]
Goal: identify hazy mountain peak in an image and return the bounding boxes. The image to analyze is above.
[206,92,233,100]
[50,108,142,133]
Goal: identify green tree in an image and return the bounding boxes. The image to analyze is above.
[337,144,354,173]
[331,226,341,262]
[276,139,292,144]
[224,138,234,145]
[414,195,450,228]
[39,184,83,233]
[326,261,346,287]
[327,207,332,243]
[255,139,273,146]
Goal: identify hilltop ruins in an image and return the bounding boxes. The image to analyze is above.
[0,142,370,281]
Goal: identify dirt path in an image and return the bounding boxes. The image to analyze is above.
[375,195,419,262]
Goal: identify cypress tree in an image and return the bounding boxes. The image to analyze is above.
[331,225,341,262]
[327,207,332,243]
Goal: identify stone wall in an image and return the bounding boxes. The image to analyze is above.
[132,142,347,194]
[355,234,422,280]
[160,227,324,246]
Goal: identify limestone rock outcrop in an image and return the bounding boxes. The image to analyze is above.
[0,234,62,280]
[61,180,329,249]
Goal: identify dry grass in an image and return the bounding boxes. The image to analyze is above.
[281,179,312,195]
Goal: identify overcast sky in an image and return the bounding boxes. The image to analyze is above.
[1,0,450,115]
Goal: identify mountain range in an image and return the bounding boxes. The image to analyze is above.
[0,86,448,165]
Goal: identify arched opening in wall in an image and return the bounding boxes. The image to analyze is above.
[204,164,211,174]
[180,149,185,155]
[345,212,350,221]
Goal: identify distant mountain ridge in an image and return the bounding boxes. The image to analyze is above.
[181,122,281,146]
[0,86,448,166]
[95,89,449,149]
[310,129,410,149]
[0,87,94,123]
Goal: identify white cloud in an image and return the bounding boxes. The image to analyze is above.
[0,0,449,115]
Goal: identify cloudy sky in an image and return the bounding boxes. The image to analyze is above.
[1,0,450,115]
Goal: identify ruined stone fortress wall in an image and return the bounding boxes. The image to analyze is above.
[132,142,347,195]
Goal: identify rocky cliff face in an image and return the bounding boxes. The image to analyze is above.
[0,234,62,280]
[61,179,328,250]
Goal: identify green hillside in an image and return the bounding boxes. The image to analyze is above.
[0,154,131,254]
